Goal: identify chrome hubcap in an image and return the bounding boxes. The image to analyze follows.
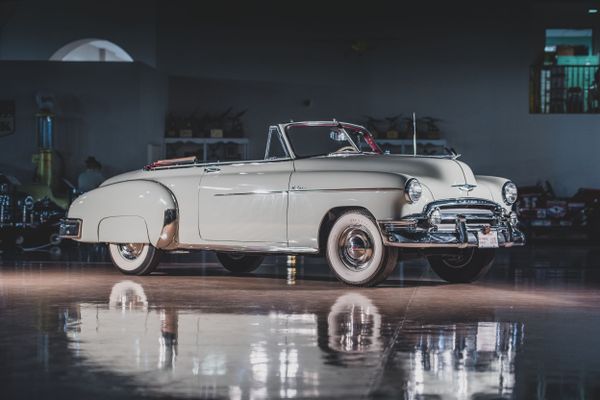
[338,226,374,271]
[118,243,144,260]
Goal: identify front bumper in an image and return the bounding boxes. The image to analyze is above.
[58,218,82,239]
[378,198,526,249]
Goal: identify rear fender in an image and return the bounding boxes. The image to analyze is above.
[67,180,178,247]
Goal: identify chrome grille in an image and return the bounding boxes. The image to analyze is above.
[438,208,496,224]
[425,198,500,213]
[427,199,502,232]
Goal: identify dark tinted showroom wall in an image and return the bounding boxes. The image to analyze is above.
[0,0,157,66]
[157,3,600,196]
[0,61,167,183]
[0,1,598,196]
[158,8,373,163]
[360,7,600,196]
[168,76,369,157]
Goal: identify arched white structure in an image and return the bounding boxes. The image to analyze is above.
[50,39,133,62]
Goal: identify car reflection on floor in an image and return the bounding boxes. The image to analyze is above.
[66,281,381,398]
[56,280,524,399]
[2,245,600,399]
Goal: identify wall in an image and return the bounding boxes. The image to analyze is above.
[0,61,167,184]
[168,76,367,159]
[0,0,157,66]
[0,1,599,195]
[161,5,600,195]
[357,11,600,195]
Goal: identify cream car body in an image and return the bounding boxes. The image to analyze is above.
[60,121,524,286]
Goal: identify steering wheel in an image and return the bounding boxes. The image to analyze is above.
[333,146,357,154]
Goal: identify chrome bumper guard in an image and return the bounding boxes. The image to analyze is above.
[378,198,526,249]
[59,218,82,239]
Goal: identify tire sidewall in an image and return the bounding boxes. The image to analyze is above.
[216,252,264,274]
[109,243,153,275]
[326,212,385,285]
[428,249,495,283]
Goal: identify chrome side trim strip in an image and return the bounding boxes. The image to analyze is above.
[214,190,287,197]
[177,242,319,254]
[214,187,402,197]
[291,187,402,193]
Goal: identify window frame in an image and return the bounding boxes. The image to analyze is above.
[264,126,291,160]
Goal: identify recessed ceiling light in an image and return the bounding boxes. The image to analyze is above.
[589,8,598,14]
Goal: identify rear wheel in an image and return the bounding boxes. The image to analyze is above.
[108,243,161,275]
[427,248,495,283]
[216,252,264,274]
[325,209,398,287]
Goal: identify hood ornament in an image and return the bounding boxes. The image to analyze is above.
[453,184,477,192]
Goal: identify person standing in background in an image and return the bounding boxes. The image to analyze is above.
[77,156,105,193]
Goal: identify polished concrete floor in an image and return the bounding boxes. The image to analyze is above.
[1,245,600,399]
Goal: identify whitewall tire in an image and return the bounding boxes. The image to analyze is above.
[326,209,398,287]
[108,243,162,275]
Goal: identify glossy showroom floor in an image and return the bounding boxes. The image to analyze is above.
[1,245,600,399]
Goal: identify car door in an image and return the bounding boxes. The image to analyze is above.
[197,127,292,243]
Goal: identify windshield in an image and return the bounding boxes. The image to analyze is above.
[285,125,381,158]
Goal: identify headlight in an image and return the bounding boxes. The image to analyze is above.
[502,181,518,205]
[405,178,422,203]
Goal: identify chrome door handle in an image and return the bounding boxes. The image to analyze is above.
[204,167,220,173]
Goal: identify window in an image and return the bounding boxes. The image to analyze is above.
[50,39,134,62]
[285,126,359,158]
[530,29,599,113]
[264,127,288,159]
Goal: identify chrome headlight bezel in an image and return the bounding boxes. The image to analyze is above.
[405,178,423,204]
[428,207,442,226]
[502,181,518,205]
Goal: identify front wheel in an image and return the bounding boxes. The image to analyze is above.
[326,209,398,287]
[216,252,265,274]
[108,243,162,275]
[427,248,495,283]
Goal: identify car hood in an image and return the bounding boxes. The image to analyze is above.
[293,154,494,201]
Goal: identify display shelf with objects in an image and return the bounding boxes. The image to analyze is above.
[360,114,447,155]
[163,108,249,162]
[376,139,448,155]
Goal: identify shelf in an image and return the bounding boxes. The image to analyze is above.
[164,137,249,145]
[163,137,250,162]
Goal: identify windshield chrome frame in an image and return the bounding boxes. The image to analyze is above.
[279,121,378,159]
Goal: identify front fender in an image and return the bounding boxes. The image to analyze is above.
[288,171,434,249]
[475,175,512,212]
[68,180,177,246]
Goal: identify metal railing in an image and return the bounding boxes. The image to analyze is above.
[530,65,600,113]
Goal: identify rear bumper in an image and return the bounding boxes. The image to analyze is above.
[58,218,82,239]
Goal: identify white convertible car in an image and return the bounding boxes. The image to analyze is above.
[60,121,524,286]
